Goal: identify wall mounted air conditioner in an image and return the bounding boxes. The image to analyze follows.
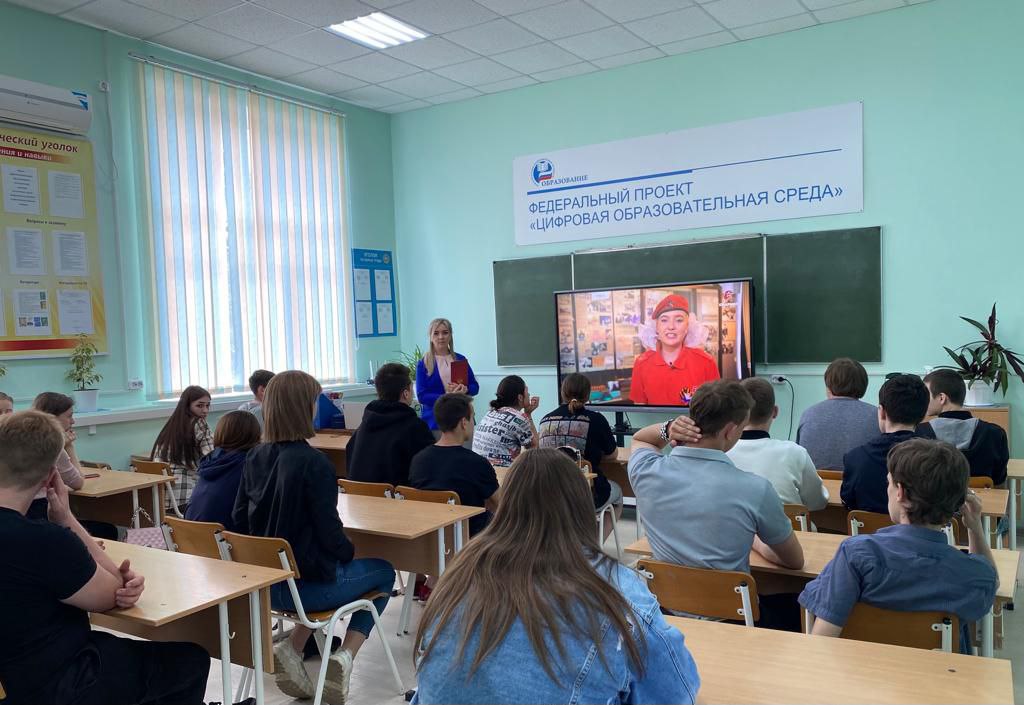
[0,74,91,135]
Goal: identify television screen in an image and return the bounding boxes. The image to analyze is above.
[555,279,754,410]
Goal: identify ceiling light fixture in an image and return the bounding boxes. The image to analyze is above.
[328,12,428,49]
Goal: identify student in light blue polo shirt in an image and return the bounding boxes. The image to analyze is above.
[800,438,997,652]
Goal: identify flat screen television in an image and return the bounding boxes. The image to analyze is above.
[555,279,755,412]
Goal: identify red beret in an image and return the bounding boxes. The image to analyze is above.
[653,294,689,318]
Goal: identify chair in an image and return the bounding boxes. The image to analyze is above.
[161,516,224,559]
[597,497,623,561]
[848,510,893,536]
[132,459,183,518]
[81,460,112,469]
[784,504,810,532]
[219,531,403,705]
[817,469,843,481]
[636,559,759,626]
[337,479,395,498]
[838,603,958,652]
[968,477,994,489]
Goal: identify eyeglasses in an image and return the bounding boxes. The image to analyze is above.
[556,445,582,467]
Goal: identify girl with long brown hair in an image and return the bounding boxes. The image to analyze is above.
[184,410,262,531]
[413,448,700,704]
[151,385,213,512]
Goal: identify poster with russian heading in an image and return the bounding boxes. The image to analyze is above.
[0,125,107,357]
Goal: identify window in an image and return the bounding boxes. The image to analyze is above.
[138,64,354,396]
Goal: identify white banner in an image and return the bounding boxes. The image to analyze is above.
[513,103,863,246]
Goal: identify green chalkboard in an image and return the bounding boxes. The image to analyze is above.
[765,227,881,362]
[493,255,572,365]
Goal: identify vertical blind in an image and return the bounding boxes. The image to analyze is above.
[138,64,354,396]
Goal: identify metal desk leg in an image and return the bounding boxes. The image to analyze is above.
[980,608,994,658]
[984,516,992,548]
[454,520,463,552]
[218,601,232,705]
[437,527,446,574]
[1010,477,1018,552]
[250,590,265,705]
[131,489,140,529]
[152,486,162,527]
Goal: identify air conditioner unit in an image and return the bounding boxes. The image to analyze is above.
[0,74,91,135]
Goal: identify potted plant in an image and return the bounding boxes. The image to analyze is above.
[66,334,102,412]
[938,303,1024,406]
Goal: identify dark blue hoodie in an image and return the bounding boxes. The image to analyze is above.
[840,430,920,513]
[185,447,247,530]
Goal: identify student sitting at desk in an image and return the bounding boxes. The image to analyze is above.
[800,439,998,652]
[413,448,700,704]
[841,374,930,514]
[796,358,880,470]
[26,392,84,520]
[185,410,262,531]
[0,411,210,705]
[152,385,214,513]
[238,368,274,430]
[472,375,539,466]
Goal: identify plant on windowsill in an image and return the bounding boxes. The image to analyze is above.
[394,345,425,414]
[938,303,1024,406]
[66,334,103,413]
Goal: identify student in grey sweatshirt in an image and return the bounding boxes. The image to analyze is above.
[796,358,880,470]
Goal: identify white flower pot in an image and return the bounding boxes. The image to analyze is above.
[964,380,994,407]
[74,389,99,413]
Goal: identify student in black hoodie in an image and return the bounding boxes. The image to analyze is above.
[233,370,395,704]
[185,410,262,531]
[347,362,435,487]
[841,374,930,514]
[917,369,1009,486]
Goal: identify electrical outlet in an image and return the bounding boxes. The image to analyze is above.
[770,375,788,385]
[128,378,144,391]
[98,80,110,92]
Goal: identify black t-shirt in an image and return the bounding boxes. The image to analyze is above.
[408,445,499,535]
[0,508,96,702]
[538,404,617,507]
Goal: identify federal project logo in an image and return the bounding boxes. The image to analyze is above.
[532,159,553,186]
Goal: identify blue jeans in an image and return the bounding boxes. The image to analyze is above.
[271,558,395,637]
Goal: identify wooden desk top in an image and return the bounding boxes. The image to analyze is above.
[614,446,629,463]
[71,468,173,498]
[1007,459,1024,479]
[494,466,596,487]
[309,433,351,452]
[98,542,291,627]
[666,617,1014,704]
[337,493,483,540]
[822,479,1008,517]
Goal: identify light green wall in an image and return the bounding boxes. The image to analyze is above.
[389,0,1024,450]
[0,2,395,465]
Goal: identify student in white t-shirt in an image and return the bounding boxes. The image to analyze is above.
[472,375,539,466]
[727,377,829,511]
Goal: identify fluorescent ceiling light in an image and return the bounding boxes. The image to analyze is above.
[328,12,428,49]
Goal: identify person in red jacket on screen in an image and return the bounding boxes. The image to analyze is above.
[629,294,720,405]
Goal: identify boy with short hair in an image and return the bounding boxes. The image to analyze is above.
[728,378,829,511]
[347,363,435,487]
[918,369,1008,486]
[801,438,997,652]
[239,368,275,428]
[409,393,499,535]
[796,358,879,470]
[0,411,210,705]
[841,374,930,514]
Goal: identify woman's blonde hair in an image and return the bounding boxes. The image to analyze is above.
[263,370,321,442]
[423,317,455,376]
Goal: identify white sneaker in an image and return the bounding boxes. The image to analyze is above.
[323,648,353,705]
[273,641,315,700]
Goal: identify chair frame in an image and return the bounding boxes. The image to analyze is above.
[338,478,395,498]
[133,459,184,519]
[806,604,957,652]
[636,559,759,627]
[848,510,893,536]
[784,503,810,532]
[161,516,225,559]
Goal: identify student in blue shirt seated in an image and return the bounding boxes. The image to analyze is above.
[841,374,930,513]
[800,438,998,652]
[413,448,700,705]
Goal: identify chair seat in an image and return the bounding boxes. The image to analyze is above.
[272,590,391,623]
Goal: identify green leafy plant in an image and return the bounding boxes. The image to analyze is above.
[66,334,103,391]
[938,303,1024,395]
[394,345,425,412]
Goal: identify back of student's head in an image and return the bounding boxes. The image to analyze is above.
[0,411,65,490]
[415,447,643,679]
[214,410,263,452]
[263,370,320,442]
[434,393,473,433]
[32,391,74,417]
[152,385,212,467]
[491,375,526,411]
[560,373,591,415]
[878,374,930,425]
[374,362,411,402]
[824,358,869,399]
[248,369,275,395]
[923,369,967,406]
[689,380,753,436]
[887,438,968,525]
[741,377,775,425]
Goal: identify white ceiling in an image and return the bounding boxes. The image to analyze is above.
[10,0,931,113]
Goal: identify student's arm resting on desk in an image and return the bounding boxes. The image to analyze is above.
[798,541,862,636]
[753,533,804,570]
[753,482,804,569]
[797,449,829,511]
[60,444,85,489]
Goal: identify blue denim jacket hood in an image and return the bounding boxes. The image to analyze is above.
[412,558,700,704]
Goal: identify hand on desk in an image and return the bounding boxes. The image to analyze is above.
[115,559,146,608]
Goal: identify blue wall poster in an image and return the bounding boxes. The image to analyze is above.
[352,248,396,338]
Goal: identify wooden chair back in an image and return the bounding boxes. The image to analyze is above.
[162,516,224,559]
[841,603,958,651]
[81,460,112,469]
[395,486,461,505]
[968,476,994,489]
[636,559,759,624]
[220,530,300,578]
[783,503,810,532]
[848,510,894,536]
[133,459,171,477]
[338,479,395,498]
[817,469,843,481]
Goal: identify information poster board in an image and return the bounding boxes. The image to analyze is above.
[352,248,396,338]
[0,124,107,356]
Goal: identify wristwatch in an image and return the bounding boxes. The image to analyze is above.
[659,420,671,443]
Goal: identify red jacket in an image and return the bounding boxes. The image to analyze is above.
[629,346,720,405]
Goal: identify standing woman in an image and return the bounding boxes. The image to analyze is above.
[151,385,214,513]
[416,318,479,434]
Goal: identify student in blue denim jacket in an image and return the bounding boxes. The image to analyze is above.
[413,448,700,705]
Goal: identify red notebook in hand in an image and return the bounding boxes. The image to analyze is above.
[450,359,469,387]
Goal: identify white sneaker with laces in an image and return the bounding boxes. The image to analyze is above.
[323,648,353,705]
[273,640,315,700]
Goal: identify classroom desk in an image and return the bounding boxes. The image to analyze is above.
[494,465,596,487]
[625,532,1020,658]
[309,431,351,478]
[600,446,633,498]
[664,616,1014,704]
[1007,459,1023,551]
[91,541,292,705]
[69,468,173,528]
